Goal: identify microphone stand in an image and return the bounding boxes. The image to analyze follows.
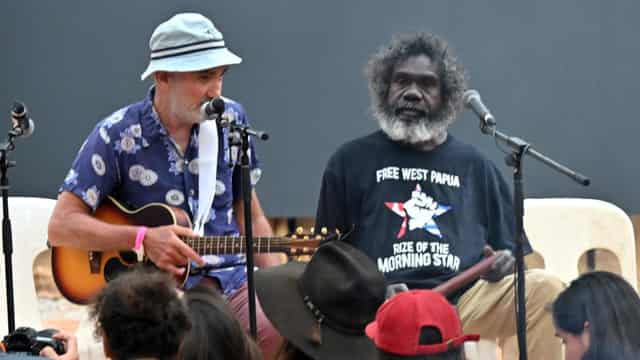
[227,119,269,339]
[476,120,590,360]
[1,131,19,334]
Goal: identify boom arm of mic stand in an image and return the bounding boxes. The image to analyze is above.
[483,125,591,187]
[228,122,269,141]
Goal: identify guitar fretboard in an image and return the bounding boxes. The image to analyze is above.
[179,235,318,255]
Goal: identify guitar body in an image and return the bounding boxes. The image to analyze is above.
[51,197,191,305]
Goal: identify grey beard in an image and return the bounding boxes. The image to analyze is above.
[374,108,452,148]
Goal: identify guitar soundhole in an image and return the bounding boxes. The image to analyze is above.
[120,251,138,265]
[104,258,129,282]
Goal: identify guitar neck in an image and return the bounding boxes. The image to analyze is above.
[180,235,295,254]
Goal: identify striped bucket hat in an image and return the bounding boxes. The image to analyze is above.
[140,13,242,80]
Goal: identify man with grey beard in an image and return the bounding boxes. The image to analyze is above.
[315,33,564,359]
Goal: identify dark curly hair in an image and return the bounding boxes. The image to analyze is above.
[180,284,262,360]
[366,32,467,128]
[89,266,191,360]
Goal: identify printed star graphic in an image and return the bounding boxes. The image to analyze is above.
[384,184,451,239]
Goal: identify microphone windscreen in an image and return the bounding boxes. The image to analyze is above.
[11,101,25,116]
[211,98,225,114]
[463,89,480,107]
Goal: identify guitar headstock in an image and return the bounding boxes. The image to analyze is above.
[285,227,338,256]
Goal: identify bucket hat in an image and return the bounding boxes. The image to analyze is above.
[141,13,241,80]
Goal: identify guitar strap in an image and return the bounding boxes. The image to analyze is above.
[193,116,219,236]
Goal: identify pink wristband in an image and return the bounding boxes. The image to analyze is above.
[134,226,148,250]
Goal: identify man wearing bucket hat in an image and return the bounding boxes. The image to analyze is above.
[255,241,388,360]
[366,290,479,360]
[48,12,282,359]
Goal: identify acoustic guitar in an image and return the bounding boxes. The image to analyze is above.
[51,196,326,304]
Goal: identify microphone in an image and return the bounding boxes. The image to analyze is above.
[201,97,226,120]
[463,90,496,127]
[10,101,35,138]
[202,98,269,140]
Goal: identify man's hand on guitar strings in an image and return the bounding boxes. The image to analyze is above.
[143,225,205,277]
[482,246,515,283]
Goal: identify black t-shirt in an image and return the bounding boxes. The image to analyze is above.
[315,131,531,301]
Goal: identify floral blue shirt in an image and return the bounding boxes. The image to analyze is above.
[59,88,263,295]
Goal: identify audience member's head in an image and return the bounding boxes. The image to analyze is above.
[180,284,262,360]
[255,241,387,360]
[551,271,640,360]
[89,266,190,360]
[366,290,478,360]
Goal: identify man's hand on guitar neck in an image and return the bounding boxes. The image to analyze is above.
[144,225,205,277]
[482,246,516,283]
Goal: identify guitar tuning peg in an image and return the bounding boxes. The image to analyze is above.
[296,226,304,235]
[321,227,328,235]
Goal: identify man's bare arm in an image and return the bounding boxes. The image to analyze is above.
[48,191,204,276]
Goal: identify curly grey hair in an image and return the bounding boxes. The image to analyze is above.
[366,33,468,145]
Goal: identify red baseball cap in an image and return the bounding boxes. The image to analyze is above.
[365,290,480,356]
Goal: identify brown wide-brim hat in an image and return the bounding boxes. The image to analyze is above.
[256,241,387,360]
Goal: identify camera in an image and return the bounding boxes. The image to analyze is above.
[2,327,65,356]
